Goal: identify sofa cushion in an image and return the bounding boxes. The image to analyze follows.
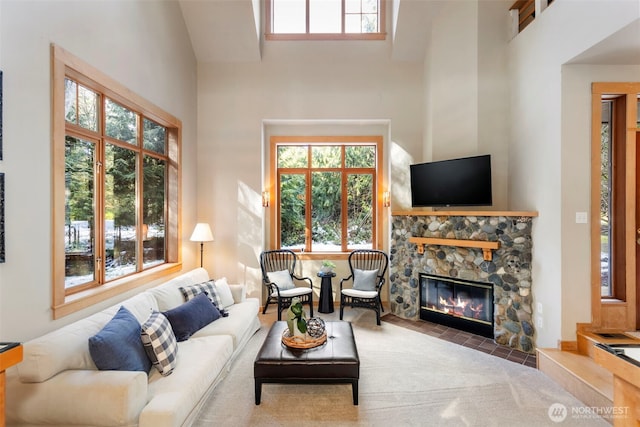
[267,269,295,290]
[191,297,260,349]
[6,369,148,426]
[352,268,378,291]
[88,306,152,373]
[148,267,211,311]
[213,277,235,308]
[17,292,158,383]
[141,311,178,376]
[163,292,221,341]
[140,335,234,427]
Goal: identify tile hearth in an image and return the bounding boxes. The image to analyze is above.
[382,314,537,368]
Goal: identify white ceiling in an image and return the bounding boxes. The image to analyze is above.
[178,0,640,65]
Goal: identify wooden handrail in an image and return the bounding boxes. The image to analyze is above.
[408,237,500,261]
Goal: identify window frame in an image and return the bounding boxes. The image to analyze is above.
[265,0,387,41]
[268,135,383,255]
[51,44,182,319]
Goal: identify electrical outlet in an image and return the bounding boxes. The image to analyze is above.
[536,317,543,329]
[536,302,542,314]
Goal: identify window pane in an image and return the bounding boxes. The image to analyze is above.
[65,136,96,289]
[105,98,137,145]
[312,171,342,251]
[600,101,612,297]
[310,0,341,33]
[346,145,375,167]
[64,79,77,124]
[347,174,373,249]
[362,13,378,32]
[312,146,341,168]
[278,145,308,168]
[105,143,137,280]
[363,0,378,14]
[78,85,99,131]
[345,0,361,13]
[143,155,166,267]
[280,173,307,249]
[143,118,166,154]
[273,0,306,33]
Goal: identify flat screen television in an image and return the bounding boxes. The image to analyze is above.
[410,154,492,207]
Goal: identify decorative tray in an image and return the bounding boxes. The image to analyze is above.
[281,329,327,349]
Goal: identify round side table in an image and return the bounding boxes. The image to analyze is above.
[317,271,336,313]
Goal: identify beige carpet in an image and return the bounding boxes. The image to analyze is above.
[192,310,608,427]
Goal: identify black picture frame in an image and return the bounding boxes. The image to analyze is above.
[0,173,4,263]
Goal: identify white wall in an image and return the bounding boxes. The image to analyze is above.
[508,0,640,346]
[0,0,198,341]
[423,0,509,210]
[196,42,424,299]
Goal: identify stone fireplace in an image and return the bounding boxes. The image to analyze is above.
[389,212,536,353]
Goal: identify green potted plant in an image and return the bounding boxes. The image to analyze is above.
[286,297,307,337]
[320,260,336,274]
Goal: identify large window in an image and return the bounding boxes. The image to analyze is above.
[266,0,386,40]
[52,45,181,318]
[270,136,383,253]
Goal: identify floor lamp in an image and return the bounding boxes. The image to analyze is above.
[190,223,214,267]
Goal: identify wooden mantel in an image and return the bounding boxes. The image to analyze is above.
[392,210,538,217]
[408,237,500,261]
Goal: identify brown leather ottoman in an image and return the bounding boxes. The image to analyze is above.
[254,320,360,405]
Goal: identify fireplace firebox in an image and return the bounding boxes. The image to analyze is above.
[419,273,494,338]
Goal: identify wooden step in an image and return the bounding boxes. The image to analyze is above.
[537,348,613,412]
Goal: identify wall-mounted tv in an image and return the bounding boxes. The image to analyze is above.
[410,154,492,207]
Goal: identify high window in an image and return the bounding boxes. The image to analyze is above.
[52,45,181,318]
[266,0,386,40]
[269,136,383,253]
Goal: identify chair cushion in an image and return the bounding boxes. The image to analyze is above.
[88,306,152,373]
[140,311,178,376]
[271,287,312,298]
[342,288,378,298]
[163,292,221,341]
[267,269,295,290]
[352,268,378,291]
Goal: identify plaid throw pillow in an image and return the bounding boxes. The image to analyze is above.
[140,311,178,376]
[180,281,229,317]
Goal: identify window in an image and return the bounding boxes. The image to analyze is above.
[269,136,383,253]
[266,0,386,40]
[52,45,181,318]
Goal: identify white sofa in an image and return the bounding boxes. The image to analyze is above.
[6,268,261,427]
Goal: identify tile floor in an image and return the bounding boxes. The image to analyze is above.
[382,313,538,368]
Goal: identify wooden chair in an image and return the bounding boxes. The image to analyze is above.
[260,249,314,321]
[340,249,389,325]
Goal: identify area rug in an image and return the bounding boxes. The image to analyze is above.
[192,310,608,426]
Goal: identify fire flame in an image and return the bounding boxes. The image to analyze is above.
[436,296,484,319]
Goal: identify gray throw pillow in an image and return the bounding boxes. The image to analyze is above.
[267,269,295,290]
[352,268,379,291]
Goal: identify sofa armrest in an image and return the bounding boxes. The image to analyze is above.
[228,284,246,304]
[7,369,148,426]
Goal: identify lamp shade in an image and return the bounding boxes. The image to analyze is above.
[190,223,214,242]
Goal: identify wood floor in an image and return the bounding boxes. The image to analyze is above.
[536,330,640,423]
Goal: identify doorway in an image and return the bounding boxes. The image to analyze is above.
[591,83,640,331]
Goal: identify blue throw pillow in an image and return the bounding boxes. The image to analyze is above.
[163,292,221,341]
[88,306,152,373]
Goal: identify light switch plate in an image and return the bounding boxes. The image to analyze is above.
[575,212,588,224]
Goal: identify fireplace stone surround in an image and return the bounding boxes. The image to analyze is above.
[389,211,536,353]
